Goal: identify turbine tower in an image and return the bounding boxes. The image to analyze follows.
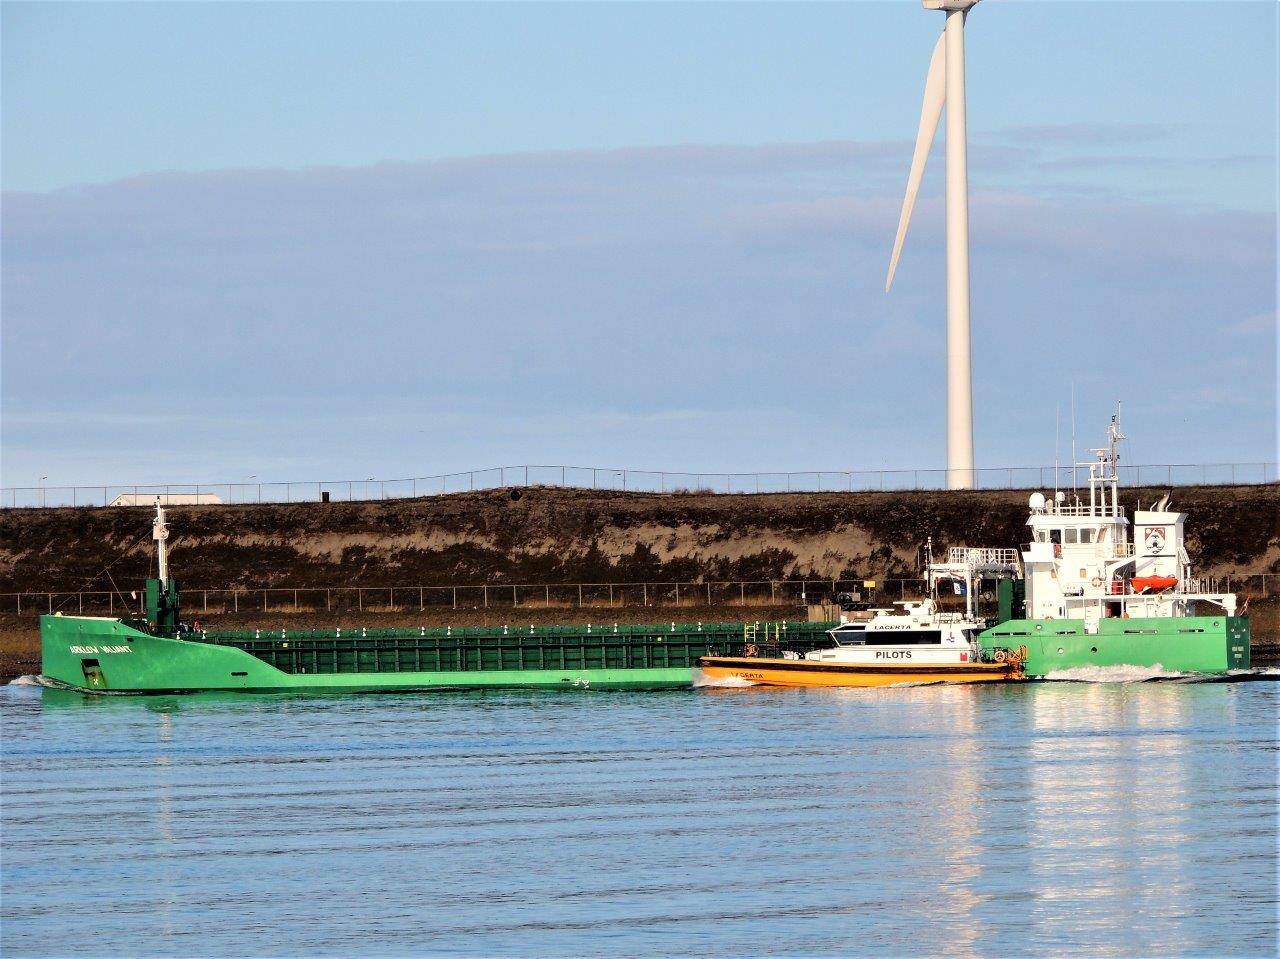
[886,0,978,490]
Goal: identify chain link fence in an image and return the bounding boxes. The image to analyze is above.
[3,461,1275,508]
[6,574,1276,618]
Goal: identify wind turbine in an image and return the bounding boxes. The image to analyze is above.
[885,0,978,490]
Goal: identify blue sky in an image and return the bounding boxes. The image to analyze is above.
[2,1,1276,487]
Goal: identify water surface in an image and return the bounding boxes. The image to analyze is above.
[2,680,1276,958]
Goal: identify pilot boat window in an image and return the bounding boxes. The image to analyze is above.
[1034,529,1047,543]
[1080,528,1095,543]
[864,630,943,645]
[830,625,868,646]
[1050,529,1062,545]
[1064,528,1078,544]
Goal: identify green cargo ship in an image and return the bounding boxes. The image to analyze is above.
[39,612,835,694]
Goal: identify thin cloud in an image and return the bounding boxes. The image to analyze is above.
[995,122,1173,146]
[2,140,1274,483]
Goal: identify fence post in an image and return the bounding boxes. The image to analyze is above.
[675,583,679,606]
[48,593,52,613]
[419,587,424,610]
[293,589,298,611]
[771,581,776,603]
[513,585,518,607]
[327,588,331,612]
[359,588,363,611]
[203,590,208,613]
[234,591,238,612]
[264,589,268,611]
[452,586,457,609]
[578,584,583,607]
[643,583,648,606]
[706,582,711,605]
[78,592,83,614]
[483,585,487,608]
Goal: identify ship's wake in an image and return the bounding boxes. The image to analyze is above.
[1043,664,1279,684]
[691,669,756,688]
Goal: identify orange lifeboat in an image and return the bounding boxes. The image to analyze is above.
[1130,575,1179,594]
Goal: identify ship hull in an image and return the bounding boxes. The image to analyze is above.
[979,616,1250,676]
[697,655,1017,687]
[39,615,835,694]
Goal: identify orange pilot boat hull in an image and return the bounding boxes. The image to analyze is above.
[697,655,1019,688]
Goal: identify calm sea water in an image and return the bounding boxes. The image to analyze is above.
[2,678,1276,959]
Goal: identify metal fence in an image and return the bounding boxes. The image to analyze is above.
[3,461,1276,508]
[6,573,1276,618]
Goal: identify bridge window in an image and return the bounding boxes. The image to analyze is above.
[1064,528,1078,544]
[1080,528,1095,543]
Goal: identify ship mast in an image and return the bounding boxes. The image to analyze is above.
[1082,408,1124,518]
[153,498,170,583]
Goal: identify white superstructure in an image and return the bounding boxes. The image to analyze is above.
[1019,414,1236,628]
[806,599,987,667]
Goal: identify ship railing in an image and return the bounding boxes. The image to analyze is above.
[10,572,1275,619]
[946,547,1020,567]
[1043,504,1124,518]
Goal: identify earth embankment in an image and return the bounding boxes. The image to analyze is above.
[2,484,1276,592]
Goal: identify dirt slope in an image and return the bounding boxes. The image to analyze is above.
[2,485,1275,592]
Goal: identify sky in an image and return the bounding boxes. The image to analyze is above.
[2,0,1277,489]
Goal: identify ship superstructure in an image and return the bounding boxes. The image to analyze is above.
[979,414,1249,675]
[1020,415,1237,628]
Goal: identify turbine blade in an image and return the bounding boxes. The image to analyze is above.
[885,30,946,293]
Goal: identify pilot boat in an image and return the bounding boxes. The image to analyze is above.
[697,597,1023,688]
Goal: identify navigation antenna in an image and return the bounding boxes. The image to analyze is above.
[1054,402,1061,499]
[1070,380,1078,496]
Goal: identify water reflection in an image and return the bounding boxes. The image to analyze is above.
[1,682,1275,958]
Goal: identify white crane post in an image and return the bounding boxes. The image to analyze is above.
[153,498,170,583]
